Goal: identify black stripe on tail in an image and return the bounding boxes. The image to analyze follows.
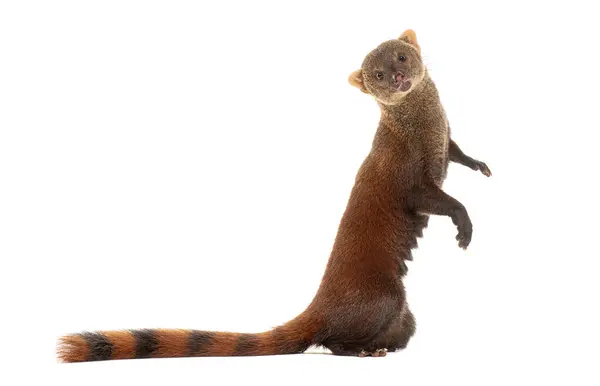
[131,329,158,358]
[233,334,260,356]
[188,330,215,356]
[81,332,113,361]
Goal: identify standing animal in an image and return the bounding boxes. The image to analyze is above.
[57,29,490,362]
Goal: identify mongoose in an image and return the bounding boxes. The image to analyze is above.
[57,29,491,361]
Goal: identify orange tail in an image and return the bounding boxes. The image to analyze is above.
[57,314,317,363]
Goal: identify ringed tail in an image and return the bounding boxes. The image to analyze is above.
[57,314,317,363]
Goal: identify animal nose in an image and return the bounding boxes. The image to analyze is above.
[394,72,405,83]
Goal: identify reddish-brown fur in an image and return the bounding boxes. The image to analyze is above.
[154,329,191,358]
[57,30,489,362]
[57,335,88,363]
[103,330,136,360]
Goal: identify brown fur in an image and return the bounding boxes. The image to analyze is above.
[57,29,490,362]
[103,330,136,360]
[154,329,191,358]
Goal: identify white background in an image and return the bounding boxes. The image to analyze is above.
[1,1,599,385]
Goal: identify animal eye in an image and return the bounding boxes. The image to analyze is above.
[375,72,384,80]
[398,55,407,62]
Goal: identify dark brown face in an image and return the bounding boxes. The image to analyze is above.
[361,40,425,104]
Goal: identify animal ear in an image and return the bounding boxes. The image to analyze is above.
[399,29,421,54]
[348,69,369,94]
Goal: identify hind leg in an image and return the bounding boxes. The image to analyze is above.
[319,288,405,358]
[323,310,397,358]
[324,327,392,358]
[325,316,400,358]
[389,308,416,351]
[371,305,416,352]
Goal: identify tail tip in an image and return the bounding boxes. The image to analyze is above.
[57,334,88,363]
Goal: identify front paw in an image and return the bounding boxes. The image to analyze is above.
[456,222,472,249]
[472,160,491,177]
[452,209,473,249]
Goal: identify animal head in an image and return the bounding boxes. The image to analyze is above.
[349,30,425,105]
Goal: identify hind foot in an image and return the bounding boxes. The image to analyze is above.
[329,345,387,357]
[359,348,387,357]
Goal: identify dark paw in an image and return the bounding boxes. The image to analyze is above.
[472,160,491,177]
[452,209,472,250]
[456,221,472,249]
